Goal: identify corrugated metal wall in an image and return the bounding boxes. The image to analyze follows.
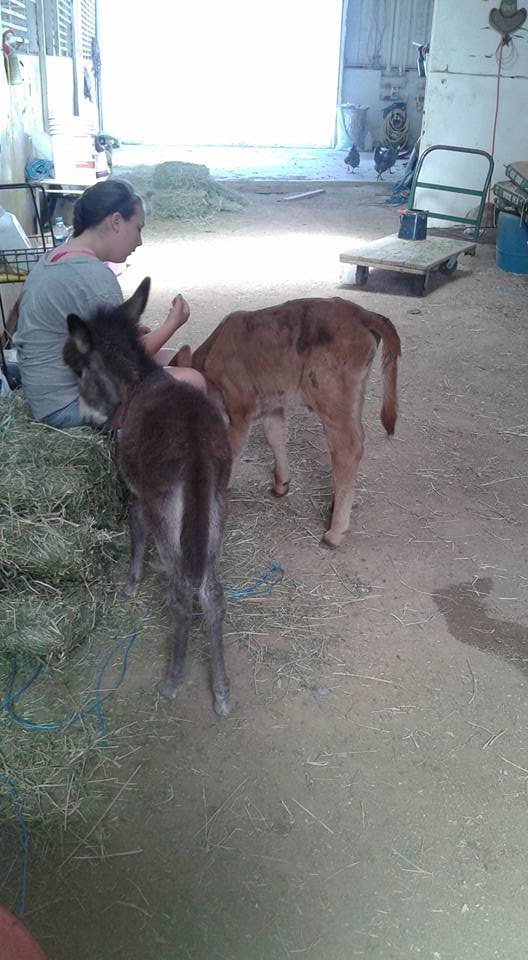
[345,0,434,72]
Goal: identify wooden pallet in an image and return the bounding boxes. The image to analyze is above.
[339,233,477,295]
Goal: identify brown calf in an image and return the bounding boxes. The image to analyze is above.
[187,297,401,548]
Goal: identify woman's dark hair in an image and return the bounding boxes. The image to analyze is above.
[72,178,142,236]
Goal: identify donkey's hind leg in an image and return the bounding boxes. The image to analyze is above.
[158,566,193,700]
[199,567,231,716]
[123,495,146,597]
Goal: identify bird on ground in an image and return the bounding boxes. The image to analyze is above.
[344,144,360,173]
[374,144,398,181]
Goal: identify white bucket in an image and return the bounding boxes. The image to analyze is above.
[49,115,95,135]
[49,116,96,185]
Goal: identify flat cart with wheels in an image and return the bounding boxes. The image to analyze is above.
[339,145,493,295]
[341,234,477,296]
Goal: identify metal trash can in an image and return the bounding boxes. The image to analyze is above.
[338,103,369,150]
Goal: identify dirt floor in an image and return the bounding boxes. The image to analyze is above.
[5,180,528,959]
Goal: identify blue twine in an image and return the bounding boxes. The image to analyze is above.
[225,560,283,599]
[24,158,54,181]
[0,774,29,917]
[191,559,284,617]
[0,660,43,712]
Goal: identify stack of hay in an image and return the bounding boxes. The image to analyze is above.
[114,160,246,221]
[0,395,126,661]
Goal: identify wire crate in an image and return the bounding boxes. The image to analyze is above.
[0,183,56,386]
[0,243,51,282]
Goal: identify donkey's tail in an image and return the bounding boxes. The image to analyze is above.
[361,312,401,436]
[181,465,225,586]
[181,480,209,587]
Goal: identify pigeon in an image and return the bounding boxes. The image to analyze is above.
[344,144,360,173]
[374,144,398,181]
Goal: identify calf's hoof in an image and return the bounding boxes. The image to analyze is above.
[321,528,344,549]
[271,479,290,498]
[157,678,180,700]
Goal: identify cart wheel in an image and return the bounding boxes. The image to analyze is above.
[414,273,429,296]
[439,257,458,275]
[355,265,369,286]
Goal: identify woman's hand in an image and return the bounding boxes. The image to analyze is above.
[167,294,190,331]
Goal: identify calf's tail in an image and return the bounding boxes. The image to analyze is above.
[361,312,401,436]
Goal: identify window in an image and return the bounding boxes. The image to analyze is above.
[44,0,73,57]
[0,0,38,54]
[1,0,97,60]
[80,0,96,60]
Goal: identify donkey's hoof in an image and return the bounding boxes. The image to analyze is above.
[321,529,343,549]
[270,480,290,498]
[214,695,232,717]
[120,581,139,599]
[157,678,179,701]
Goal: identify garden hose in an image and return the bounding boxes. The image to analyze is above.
[383,106,410,149]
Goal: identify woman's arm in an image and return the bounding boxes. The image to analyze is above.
[139,295,190,357]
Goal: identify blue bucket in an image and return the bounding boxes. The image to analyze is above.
[496,211,528,274]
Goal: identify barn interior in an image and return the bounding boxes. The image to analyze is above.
[1,3,528,959]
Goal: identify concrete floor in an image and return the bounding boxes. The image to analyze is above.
[114,144,403,185]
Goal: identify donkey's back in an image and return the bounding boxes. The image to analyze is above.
[120,375,231,586]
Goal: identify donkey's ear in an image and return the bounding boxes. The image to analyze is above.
[122,277,151,326]
[66,314,93,354]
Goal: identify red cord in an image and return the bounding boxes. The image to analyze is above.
[487,38,505,204]
[490,38,504,160]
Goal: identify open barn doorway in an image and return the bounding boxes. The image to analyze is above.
[99,0,344,147]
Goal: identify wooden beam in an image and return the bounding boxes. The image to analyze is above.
[71,0,84,116]
[35,0,49,131]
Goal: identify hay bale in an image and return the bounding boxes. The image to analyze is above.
[0,582,98,658]
[150,185,210,220]
[0,397,137,847]
[114,161,246,221]
[0,516,121,584]
[0,395,125,529]
[152,160,210,189]
[0,394,127,660]
[115,165,155,202]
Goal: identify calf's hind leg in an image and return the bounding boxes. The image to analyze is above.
[262,409,290,496]
[226,413,252,487]
[321,418,365,549]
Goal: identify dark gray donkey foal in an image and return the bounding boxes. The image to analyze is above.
[63,277,233,716]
